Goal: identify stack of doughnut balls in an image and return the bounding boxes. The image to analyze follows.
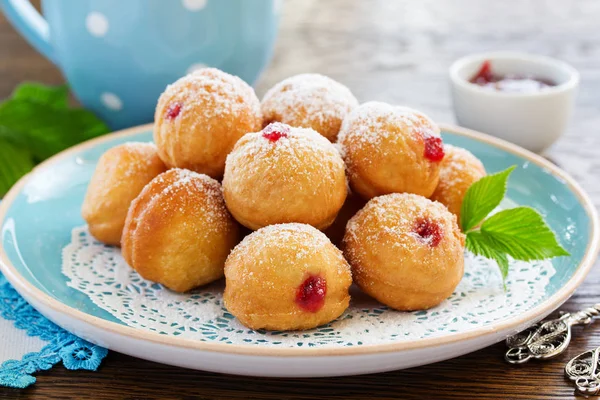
[82,68,486,331]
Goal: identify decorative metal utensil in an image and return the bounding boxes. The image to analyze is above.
[505,304,600,364]
[565,346,600,395]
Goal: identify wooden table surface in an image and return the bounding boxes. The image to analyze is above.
[2,1,600,399]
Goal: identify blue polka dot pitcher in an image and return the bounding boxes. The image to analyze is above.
[1,0,280,129]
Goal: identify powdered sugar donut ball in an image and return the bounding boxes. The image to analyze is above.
[342,193,465,310]
[82,142,167,246]
[338,102,444,199]
[431,145,486,220]
[122,169,239,292]
[261,73,358,142]
[224,223,352,331]
[154,68,262,178]
[223,122,347,230]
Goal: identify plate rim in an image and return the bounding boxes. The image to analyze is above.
[0,123,598,357]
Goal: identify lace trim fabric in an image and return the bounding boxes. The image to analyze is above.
[63,225,555,347]
[0,272,107,388]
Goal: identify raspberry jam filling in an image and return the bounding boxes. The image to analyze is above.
[413,218,443,247]
[471,60,494,84]
[424,136,445,162]
[165,102,182,120]
[296,275,327,313]
[470,60,556,92]
[262,123,290,142]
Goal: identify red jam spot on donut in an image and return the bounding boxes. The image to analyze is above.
[166,102,182,120]
[296,275,327,313]
[262,123,289,142]
[414,218,443,247]
[424,136,444,162]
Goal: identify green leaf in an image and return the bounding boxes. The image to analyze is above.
[0,125,29,148]
[480,206,570,261]
[460,166,516,232]
[0,82,109,196]
[466,231,509,281]
[0,99,109,161]
[12,83,69,109]
[0,139,35,197]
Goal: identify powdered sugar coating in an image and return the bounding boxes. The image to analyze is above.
[223,123,347,230]
[262,73,358,141]
[338,101,440,151]
[226,123,345,176]
[342,193,465,310]
[121,168,239,292]
[344,193,460,264]
[436,144,486,189]
[337,101,443,199]
[154,68,262,178]
[136,168,232,236]
[227,223,349,282]
[120,141,157,152]
[234,223,333,251]
[224,223,352,330]
[158,68,260,122]
[431,144,486,218]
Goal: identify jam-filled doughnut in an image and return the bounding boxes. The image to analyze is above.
[222,122,347,230]
[338,102,444,199]
[82,142,166,246]
[224,223,352,331]
[261,73,359,142]
[121,169,239,292]
[154,68,262,178]
[342,193,465,310]
[431,144,486,220]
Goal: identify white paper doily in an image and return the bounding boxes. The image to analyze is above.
[62,225,555,348]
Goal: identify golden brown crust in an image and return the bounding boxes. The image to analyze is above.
[224,223,352,330]
[222,123,347,230]
[153,68,262,178]
[338,102,442,199]
[342,193,465,310]
[430,144,486,219]
[261,74,358,142]
[121,169,239,292]
[81,142,167,246]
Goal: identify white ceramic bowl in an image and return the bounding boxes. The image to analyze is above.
[450,52,579,153]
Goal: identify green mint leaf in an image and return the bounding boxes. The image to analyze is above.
[0,139,34,197]
[0,82,109,196]
[480,206,570,261]
[0,125,29,148]
[12,83,69,109]
[0,99,109,161]
[466,231,509,282]
[460,166,516,232]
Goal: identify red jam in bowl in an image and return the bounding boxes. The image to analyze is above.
[470,60,556,93]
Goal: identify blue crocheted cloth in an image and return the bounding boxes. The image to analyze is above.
[0,271,108,388]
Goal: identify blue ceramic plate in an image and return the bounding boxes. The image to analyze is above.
[0,124,598,377]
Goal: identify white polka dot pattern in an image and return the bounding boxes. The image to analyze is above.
[182,0,208,11]
[85,12,109,37]
[100,92,123,111]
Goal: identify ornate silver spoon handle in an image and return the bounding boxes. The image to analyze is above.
[565,346,600,395]
[505,304,600,364]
